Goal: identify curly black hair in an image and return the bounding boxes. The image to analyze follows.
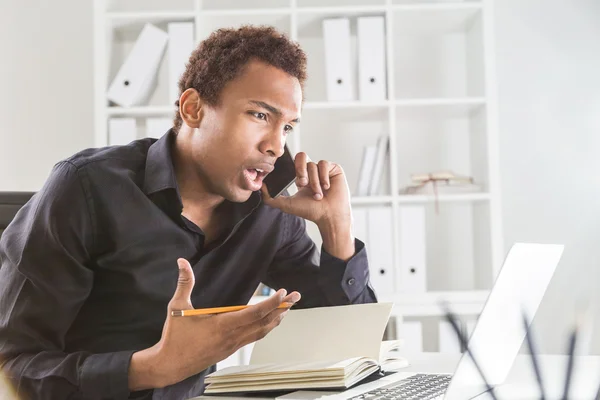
[173,25,307,132]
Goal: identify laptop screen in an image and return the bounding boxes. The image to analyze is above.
[445,243,564,400]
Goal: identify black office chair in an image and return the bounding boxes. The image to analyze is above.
[0,192,35,239]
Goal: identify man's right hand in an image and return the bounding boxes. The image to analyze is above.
[128,258,301,391]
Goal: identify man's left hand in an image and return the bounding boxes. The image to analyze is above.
[260,152,352,231]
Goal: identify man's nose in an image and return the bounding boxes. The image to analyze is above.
[261,129,285,158]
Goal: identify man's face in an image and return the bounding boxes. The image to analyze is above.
[192,59,302,203]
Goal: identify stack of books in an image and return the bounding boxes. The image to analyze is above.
[399,171,481,196]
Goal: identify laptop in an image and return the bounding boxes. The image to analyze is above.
[278,242,565,400]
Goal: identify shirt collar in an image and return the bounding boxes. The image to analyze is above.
[143,129,262,223]
[143,129,179,196]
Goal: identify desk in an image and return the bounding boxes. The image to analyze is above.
[191,352,600,400]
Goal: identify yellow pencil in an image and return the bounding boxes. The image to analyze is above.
[171,302,294,317]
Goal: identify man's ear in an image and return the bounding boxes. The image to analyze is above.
[179,88,204,129]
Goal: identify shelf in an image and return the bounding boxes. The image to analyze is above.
[395,97,485,118]
[303,101,390,110]
[296,5,387,14]
[351,196,393,205]
[200,0,289,11]
[249,290,490,317]
[396,193,491,203]
[106,106,176,117]
[106,11,196,27]
[392,3,482,34]
[392,3,482,13]
[105,99,482,116]
[200,8,292,16]
[381,290,490,317]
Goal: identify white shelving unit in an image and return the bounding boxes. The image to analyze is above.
[93,0,504,354]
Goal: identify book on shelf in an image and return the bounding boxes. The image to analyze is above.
[368,135,389,196]
[355,134,389,197]
[204,303,409,394]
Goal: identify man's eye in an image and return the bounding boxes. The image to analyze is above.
[284,125,293,133]
[253,112,267,120]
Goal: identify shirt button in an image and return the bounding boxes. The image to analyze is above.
[347,278,356,286]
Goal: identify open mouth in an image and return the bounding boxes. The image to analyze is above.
[242,168,269,191]
[245,168,268,182]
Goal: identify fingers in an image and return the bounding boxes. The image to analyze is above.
[294,153,335,200]
[282,291,302,305]
[224,289,288,327]
[294,152,309,187]
[307,162,322,200]
[317,160,331,191]
[168,258,195,312]
[237,291,302,345]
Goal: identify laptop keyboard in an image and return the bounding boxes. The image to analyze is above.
[348,373,451,400]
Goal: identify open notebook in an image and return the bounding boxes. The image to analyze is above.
[204,303,408,394]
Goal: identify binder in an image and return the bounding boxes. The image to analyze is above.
[352,207,368,246]
[167,22,195,104]
[355,145,378,196]
[368,135,389,195]
[108,118,137,146]
[322,18,355,101]
[439,320,462,353]
[145,117,172,138]
[357,16,387,101]
[400,321,423,353]
[398,206,427,293]
[367,207,395,296]
[107,24,168,108]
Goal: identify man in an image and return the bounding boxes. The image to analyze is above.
[0,26,376,399]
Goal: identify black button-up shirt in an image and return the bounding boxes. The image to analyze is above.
[0,131,376,400]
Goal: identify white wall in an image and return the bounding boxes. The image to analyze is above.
[494,0,600,354]
[0,0,94,191]
[1,0,599,353]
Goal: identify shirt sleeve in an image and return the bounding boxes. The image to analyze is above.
[0,161,134,400]
[263,213,378,308]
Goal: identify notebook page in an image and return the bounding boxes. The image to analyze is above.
[250,302,393,365]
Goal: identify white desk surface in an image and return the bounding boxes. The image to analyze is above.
[191,352,600,400]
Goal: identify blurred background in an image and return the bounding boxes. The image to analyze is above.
[0,0,599,363]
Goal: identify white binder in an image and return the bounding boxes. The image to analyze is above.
[145,117,172,138]
[355,145,378,196]
[167,22,195,104]
[398,206,427,293]
[368,135,389,195]
[108,118,137,146]
[322,18,355,102]
[352,207,368,246]
[438,320,462,353]
[357,16,387,101]
[107,24,168,108]
[366,207,395,296]
[399,321,423,353]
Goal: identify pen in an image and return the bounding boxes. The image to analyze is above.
[441,302,498,400]
[171,302,295,317]
[522,309,546,400]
